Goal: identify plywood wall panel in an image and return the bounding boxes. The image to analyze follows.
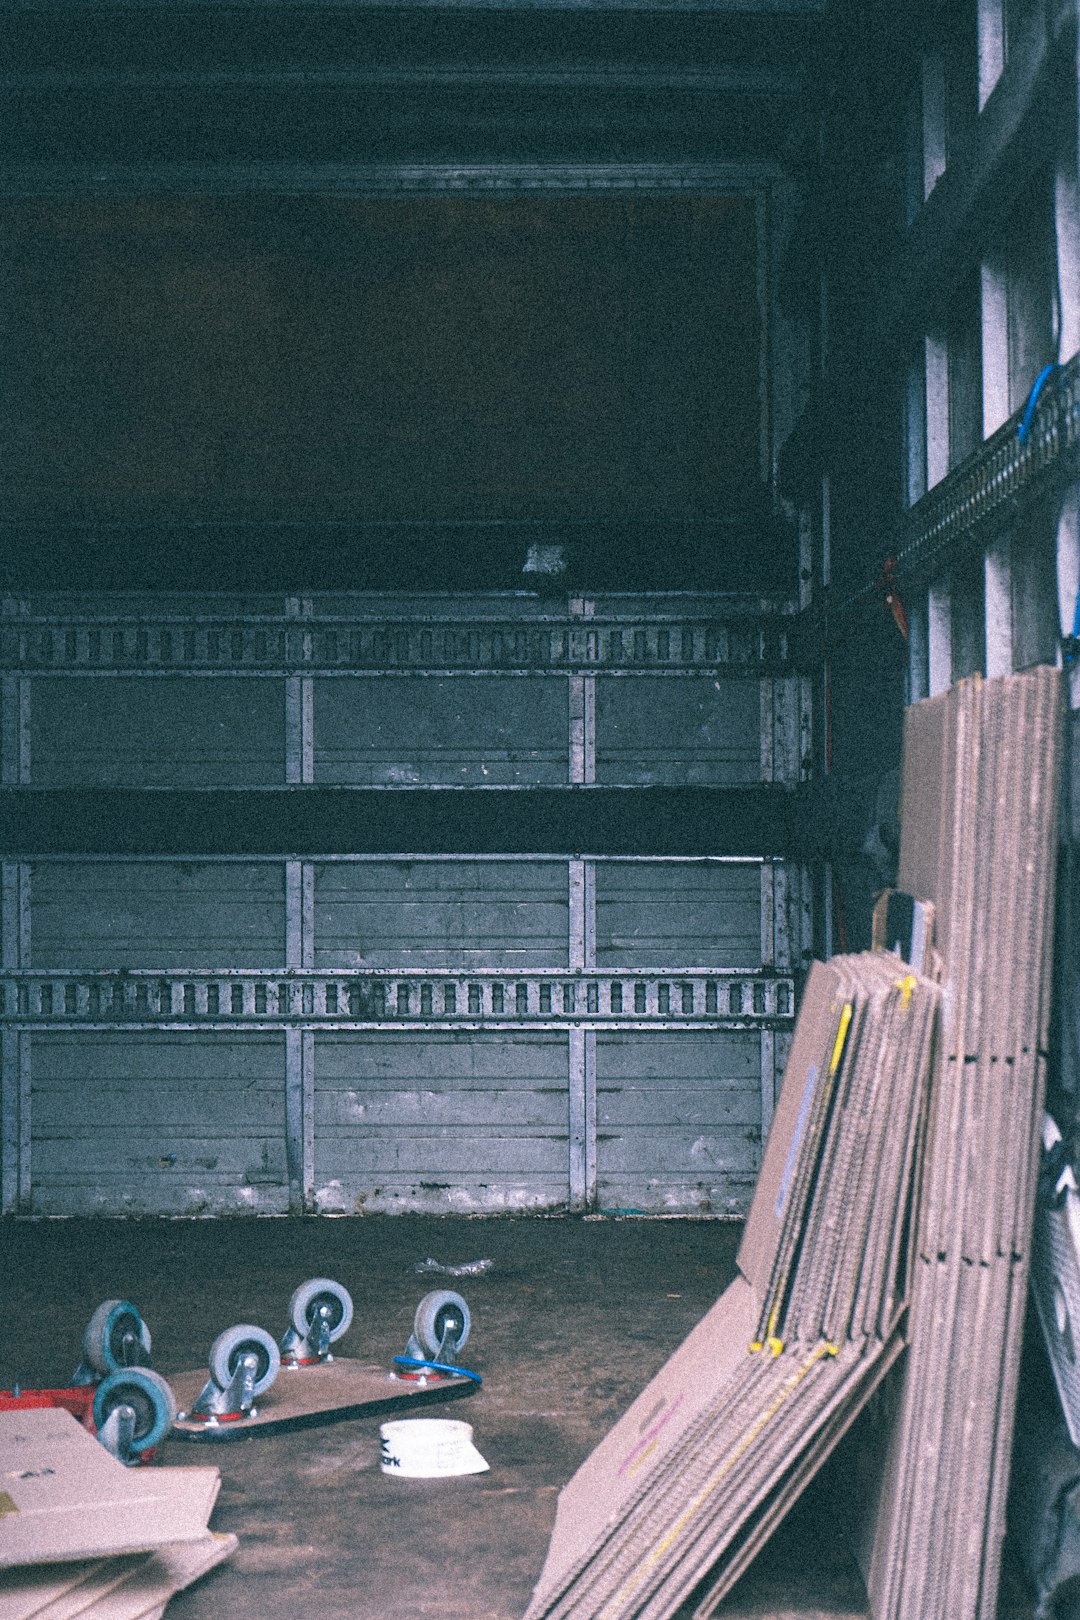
[595,1030,762,1214]
[29,1031,287,1215]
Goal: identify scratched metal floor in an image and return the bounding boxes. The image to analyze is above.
[0,1217,1038,1620]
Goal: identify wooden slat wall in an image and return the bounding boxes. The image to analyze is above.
[595,861,762,969]
[313,1032,569,1213]
[20,673,765,789]
[595,676,761,785]
[595,1031,761,1214]
[30,861,285,969]
[313,860,568,969]
[313,677,568,785]
[30,1032,287,1216]
[2,589,805,1218]
[8,593,783,792]
[6,855,792,1215]
[29,677,285,788]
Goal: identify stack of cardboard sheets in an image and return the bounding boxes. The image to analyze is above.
[522,950,940,1620]
[523,661,1063,1620]
[0,1409,235,1620]
[865,664,1063,1620]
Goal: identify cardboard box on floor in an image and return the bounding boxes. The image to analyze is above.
[0,1410,220,1570]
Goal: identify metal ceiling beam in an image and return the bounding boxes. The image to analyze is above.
[0,64,804,91]
[0,160,793,198]
[0,0,824,12]
[0,786,805,858]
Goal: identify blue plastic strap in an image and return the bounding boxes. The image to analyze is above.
[392,1354,482,1385]
[1018,363,1056,444]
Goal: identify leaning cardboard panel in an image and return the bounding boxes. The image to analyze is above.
[0,1555,148,1620]
[523,1274,758,1618]
[688,1332,906,1617]
[897,688,951,957]
[0,1411,219,1569]
[737,958,855,1325]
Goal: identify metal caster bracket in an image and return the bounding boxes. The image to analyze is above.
[182,1353,261,1426]
[96,1401,138,1465]
[280,1279,354,1368]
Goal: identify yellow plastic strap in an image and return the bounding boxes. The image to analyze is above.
[828,1003,853,1076]
[895,974,917,1010]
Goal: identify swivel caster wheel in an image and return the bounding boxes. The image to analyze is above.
[93,1367,177,1465]
[182,1323,280,1425]
[413,1289,471,1361]
[74,1299,152,1385]
[395,1289,473,1382]
[280,1278,353,1366]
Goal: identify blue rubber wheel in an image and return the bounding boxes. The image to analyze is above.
[82,1299,152,1376]
[413,1290,471,1359]
[208,1323,280,1396]
[93,1368,177,1453]
[288,1278,353,1343]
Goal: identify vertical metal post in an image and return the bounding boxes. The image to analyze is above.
[568,597,595,786]
[921,54,947,200]
[928,579,952,696]
[285,597,314,785]
[1,599,30,789]
[759,861,778,1136]
[567,598,597,1211]
[284,1028,305,1215]
[909,591,930,702]
[980,259,1009,437]
[985,540,1013,679]
[772,676,800,784]
[760,682,775,783]
[760,1030,777,1144]
[977,0,1004,110]
[1058,490,1080,712]
[924,333,950,491]
[285,858,315,1212]
[1,861,30,1213]
[567,857,596,1211]
[1,681,30,787]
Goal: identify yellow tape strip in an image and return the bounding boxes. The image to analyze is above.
[895,974,917,1010]
[828,1002,853,1076]
[597,1341,841,1619]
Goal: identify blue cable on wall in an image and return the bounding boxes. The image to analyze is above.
[1018,363,1057,445]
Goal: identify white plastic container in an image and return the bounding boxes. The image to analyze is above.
[379,1417,489,1478]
